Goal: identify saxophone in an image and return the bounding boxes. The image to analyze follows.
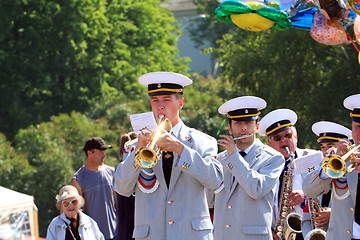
[274,147,302,240]
[304,198,326,240]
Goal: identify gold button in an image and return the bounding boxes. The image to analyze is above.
[351,208,354,212]
[168,221,174,225]
[347,230,351,234]
[225,224,230,228]
[227,205,232,209]
[168,200,173,204]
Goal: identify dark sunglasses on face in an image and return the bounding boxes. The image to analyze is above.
[62,199,79,208]
[272,132,293,142]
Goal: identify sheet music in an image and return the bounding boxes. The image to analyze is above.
[130,112,157,135]
[294,152,324,174]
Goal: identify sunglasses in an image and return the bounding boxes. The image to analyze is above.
[62,199,79,208]
[272,132,293,142]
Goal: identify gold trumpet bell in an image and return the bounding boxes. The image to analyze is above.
[322,154,347,179]
[135,147,158,168]
[322,144,360,179]
[134,116,172,168]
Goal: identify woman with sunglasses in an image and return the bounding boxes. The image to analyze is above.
[46,185,104,240]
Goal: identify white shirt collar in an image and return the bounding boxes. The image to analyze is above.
[236,141,255,155]
[171,119,183,138]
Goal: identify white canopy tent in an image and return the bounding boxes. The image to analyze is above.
[0,186,39,240]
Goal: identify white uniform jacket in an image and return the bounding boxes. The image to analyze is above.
[211,139,284,240]
[114,122,223,240]
[303,163,358,240]
[46,211,104,240]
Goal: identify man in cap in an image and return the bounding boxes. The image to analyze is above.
[259,109,318,240]
[303,93,360,240]
[114,72,223,240]
[210,96,284,240]
[312,121,352,156]
[72,137,117,240]
[301,121,351,239]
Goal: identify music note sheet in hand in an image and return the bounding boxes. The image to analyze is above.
[130,112,157,135]
[294,152,324,174]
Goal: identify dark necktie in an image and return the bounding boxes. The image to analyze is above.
[321,190,331,207]
[240,151,247,158]
[162,151,174,188]
[355,173,360,225]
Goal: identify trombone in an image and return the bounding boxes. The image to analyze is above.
[322,144,360,179]
[134,115,172,168]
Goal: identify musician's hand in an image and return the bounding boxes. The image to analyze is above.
[157,132,184,156]
[135,134,151,151]
[351,152,360,173]
[336,139,351,157]
[271,229,279,240]
[287,190,305,207]
[313,207,331,227]
[218,135,237,156]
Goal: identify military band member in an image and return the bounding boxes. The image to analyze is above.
[301,121,352,239]
[211,96,284,240]
[303,93,360,240]
[312,121,352,156]
[114,72,223,240]
[259,109,318,240]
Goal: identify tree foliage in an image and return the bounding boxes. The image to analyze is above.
[0,111,121,236]
[0,0,188,139]
[209,28,360,148]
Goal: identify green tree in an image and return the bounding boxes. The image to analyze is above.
[189,0,235,48]
[0,133,34,192]
[103,0,189,93]
[0,0,188,140]
[12,112,118,236]
[181,72,235,137]
[210,28,360,149]
[0,0,111,139]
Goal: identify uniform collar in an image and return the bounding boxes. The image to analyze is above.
[171,119,183,138]
[236,141,255,154]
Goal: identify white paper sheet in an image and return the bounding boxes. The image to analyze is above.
[294,152,324,174]
[130,112,157,135]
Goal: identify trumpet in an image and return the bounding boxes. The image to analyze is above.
[135,115,172,168]
[322,144,360,179]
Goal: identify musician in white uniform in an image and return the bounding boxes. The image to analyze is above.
[259,109,318,240]
[210,96,284,240]
[301,121,352,239]
[114,72,223,240]
[303,94,360,240]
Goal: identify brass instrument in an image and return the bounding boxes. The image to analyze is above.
[304,198,326,240]
[322,144,360,179]
[275,147,303,240]
[135,115,172,168]
[124,138,138,153]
